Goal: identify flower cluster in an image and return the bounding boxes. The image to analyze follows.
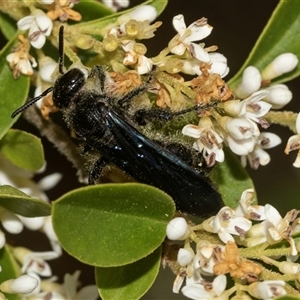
[166,188,300,299]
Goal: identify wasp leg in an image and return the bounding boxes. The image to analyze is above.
[117,67,157,107]
[89,157,109,185]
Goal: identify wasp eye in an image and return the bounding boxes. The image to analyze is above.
[52,68,86,109]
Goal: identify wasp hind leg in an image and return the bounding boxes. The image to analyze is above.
[89,157,109,185]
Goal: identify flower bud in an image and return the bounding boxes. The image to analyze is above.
[264,84,292,109]
[166,217,190,240]
[0,275,39,294]
[177,248,194,266]
[261,53,298,80]
[278,261,300,274]
[235,66,261,98]
[39,56,57,82]
[1,211,23,234]
[129,5,157,23]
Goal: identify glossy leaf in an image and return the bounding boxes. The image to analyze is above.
[96,247,161,300]
[210,148,254,208]
[0,185,51,217]
[0,11,17,40]
[74,0,168,33]
[0,35,30,139]
[0,129,44,171]
[74,0,114,23]
[228,0,300,89]
[0,246,20,300]
[52,183,175,267]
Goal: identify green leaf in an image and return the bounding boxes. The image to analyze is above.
[0,35,30,140]
[210,148,254,208]
[228,0,300,89]
[74,0,114,23]
[52,183,175,267]
[0,129,44,171]
[96,247,161,300]
[0,185,51,217]
[0,11,17,40]
[276,297,300,300]
[74,0,168,34]
[0,245,20,300]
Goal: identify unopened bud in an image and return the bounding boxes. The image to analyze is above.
[264,84,292,109]
[0,275,39,294]
[261,53,298,80]
[166,217,190,240]
[235,66,261,98]
[177,248,194,266]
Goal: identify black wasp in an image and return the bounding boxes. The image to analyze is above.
[12,26,224,217]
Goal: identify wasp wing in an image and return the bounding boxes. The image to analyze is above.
[89,110,223,217]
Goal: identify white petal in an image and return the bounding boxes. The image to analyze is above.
[38,173,62,190]
[18,216,45,230]
[75,285,99,300]
[212,275,226,296]
[227,136,255,155]
[30,33,46,49]
[177,248,194,266]
[172,14,186,35]
[186,20,212,43]
[182,283,211,300]
[264,204,282,226]
[190,43,210,62]
[182,125,202,138]
[17,16,35,30]
[35,13,53,35]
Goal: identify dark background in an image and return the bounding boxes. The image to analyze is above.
[3,1,300,299]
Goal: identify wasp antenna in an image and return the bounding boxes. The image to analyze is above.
[58,26,64,75]
[11,86,54,118]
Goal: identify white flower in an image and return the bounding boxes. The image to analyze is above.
[63,271,98,300]
[6,51,37,78]
[204,206,252,243]
[13,247,59,277]
[0,153,61,201]
[166,217,190,240]
[6,35,37,78]
[0,275,39,294]
[17,10,53,49]
[234,66,261,98]
[225,117,259,156]
[121,40,153,74]
[181,274,227,300]
[102,0,129,12]
[241,132,282,169]
[169,15,212,62]
[247,205,298,254]
[248,280,286,299]
[235,189,266,220]
[182,117,224,166]
[285,112,300,167]
[194,241,224,275]
[264,84,292,109]
[237,90,272,126]
[261,53,298,80]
